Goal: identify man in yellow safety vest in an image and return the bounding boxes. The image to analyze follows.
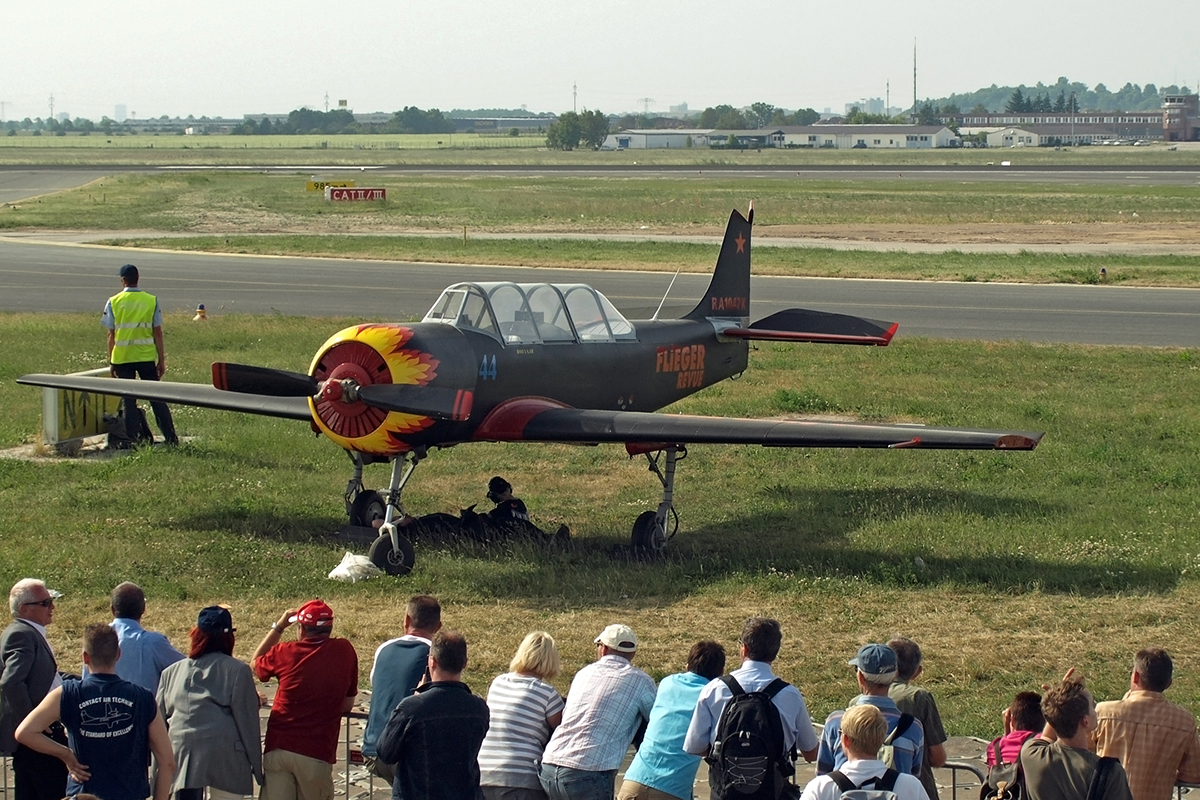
[103,264,179,444]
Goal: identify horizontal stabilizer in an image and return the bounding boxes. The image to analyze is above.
[723,309,898,346]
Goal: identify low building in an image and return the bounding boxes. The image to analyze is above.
[941,111,1163,140]
[454,117,556,133]
[985,124,1121,147]
[599,129,709,149]
[703,129,785,148]
[779,125,958,149]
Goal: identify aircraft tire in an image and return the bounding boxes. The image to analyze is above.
[349,491,386,527]
[368,533,415,576]
[631,511,662,553]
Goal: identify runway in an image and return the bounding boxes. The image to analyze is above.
[2,236,1197,348]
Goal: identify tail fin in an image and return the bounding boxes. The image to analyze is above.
[684,207,753,321]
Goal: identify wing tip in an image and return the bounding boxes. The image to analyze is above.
[996,433,1044,450]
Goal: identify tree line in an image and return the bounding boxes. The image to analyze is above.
[9,79,1190,142]
[237,107,458,135]
[695,103,821,129]
[545,110,609,150]
[5,117,120,135]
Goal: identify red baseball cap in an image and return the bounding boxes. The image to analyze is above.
[294,599,334,627]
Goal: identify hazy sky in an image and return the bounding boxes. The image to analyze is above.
[5,0,1198,121]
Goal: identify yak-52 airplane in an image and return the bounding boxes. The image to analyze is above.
[19,207,1043,575]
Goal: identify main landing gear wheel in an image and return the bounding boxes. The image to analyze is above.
[368,531,415,576]
[349,491,386,528]
[631,511,665,552]
[628,444,683,554]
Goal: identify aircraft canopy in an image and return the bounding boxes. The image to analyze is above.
[423,282,636,345]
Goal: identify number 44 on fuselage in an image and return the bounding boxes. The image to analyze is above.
[18,207,1043,575]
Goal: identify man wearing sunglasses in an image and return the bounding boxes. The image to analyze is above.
[1,578,69,800]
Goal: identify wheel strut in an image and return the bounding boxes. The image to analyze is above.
[343,450,367,517]
[633,445,684,552]
[371,448,425,576]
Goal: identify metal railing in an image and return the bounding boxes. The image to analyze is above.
[943,760,985,800]
[5,728,1200,799]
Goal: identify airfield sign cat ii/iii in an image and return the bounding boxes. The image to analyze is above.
[19,208,1042,575]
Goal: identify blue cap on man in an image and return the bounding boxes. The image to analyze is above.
[848,643,898,684]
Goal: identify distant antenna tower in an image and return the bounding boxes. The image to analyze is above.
[324,93,329,112]
[573,82,577,113]
[886,81,890,115]
[912,39,917,117]
[639,97,655,114]
[49,94,54,121]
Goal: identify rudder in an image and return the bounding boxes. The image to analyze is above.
[685,207,753,321]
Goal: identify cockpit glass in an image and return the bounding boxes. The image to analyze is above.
[426,282,636,345]
[423,289,466,323]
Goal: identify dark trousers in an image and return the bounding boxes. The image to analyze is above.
[13,740,68,800]
[112,361,178,443]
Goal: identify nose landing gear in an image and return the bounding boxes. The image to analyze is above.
[344,449,424,576]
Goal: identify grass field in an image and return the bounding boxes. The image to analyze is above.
[2,313,1197,737]
[9,172,1198,230]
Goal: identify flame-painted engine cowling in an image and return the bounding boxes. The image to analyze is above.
[307,323,476,457]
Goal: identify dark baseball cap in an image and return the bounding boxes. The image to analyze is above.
[196,605,235,634]
[118,264,139,281]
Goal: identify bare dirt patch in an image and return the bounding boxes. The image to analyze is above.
[140,215,1200,247]
[756,221,1200,245]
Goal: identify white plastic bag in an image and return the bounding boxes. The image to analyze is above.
[328,551,384,583]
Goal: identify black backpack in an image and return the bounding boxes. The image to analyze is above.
[105,406,153,450]
[708,675,794,800]
[980,741,1024,800]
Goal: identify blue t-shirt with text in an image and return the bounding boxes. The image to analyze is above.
[60,673,156,800]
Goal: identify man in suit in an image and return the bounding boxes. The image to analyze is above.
[1,578,68,800]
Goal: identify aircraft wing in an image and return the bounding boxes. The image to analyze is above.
[475,401,1042,450]
[16,374,312,421]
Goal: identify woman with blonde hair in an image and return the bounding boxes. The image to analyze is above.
[478,631,565,800]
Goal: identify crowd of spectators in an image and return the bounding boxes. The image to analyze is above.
[3,579,1198,800]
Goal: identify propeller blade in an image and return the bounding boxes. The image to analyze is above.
[212,363,318,397]
[357,384,474,422]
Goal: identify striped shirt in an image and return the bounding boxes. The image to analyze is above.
[543,655,657,772]
[818,694,924,776]
[1093,690,1200,800]
[478,672,565,789]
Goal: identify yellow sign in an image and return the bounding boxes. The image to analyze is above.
[42,369,121,448]
[307,180,356,192]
